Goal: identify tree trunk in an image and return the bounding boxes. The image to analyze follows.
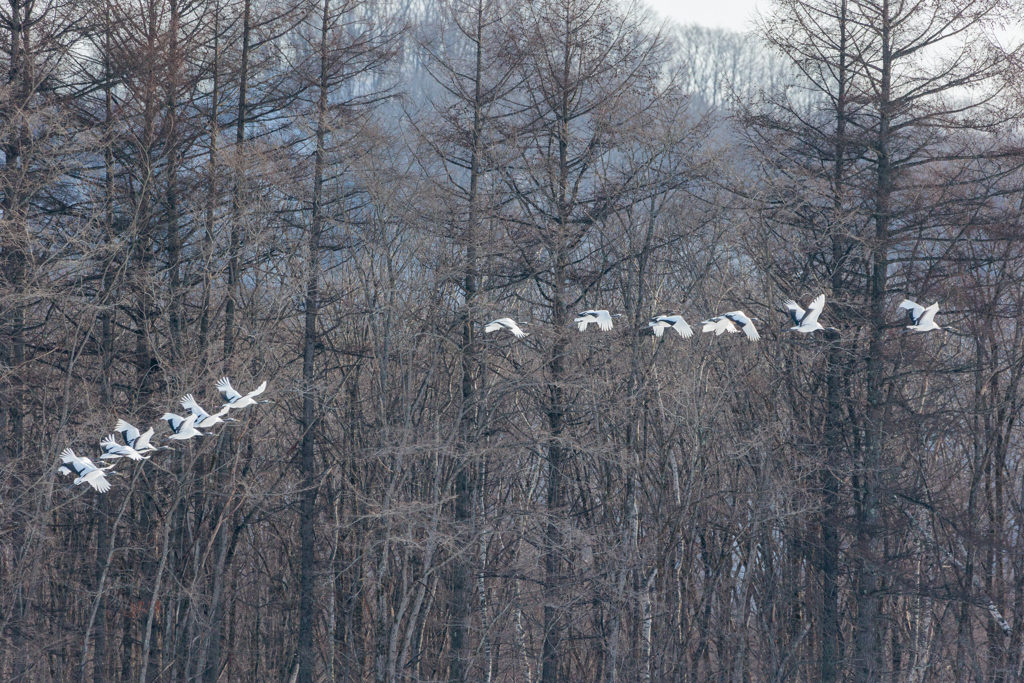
[449,2,486,680]
[224,0,251,366]
[297,2,330,679]
[822,5,850,679]
[854,6,892,677]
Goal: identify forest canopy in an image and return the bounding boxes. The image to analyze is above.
[2,0,1024,681]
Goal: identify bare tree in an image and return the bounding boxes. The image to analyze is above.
[747,0,1024,681]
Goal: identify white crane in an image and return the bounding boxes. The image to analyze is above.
[647,315,694,338]
[701,311,761,341]
[701,315,738,336]
[162,412,205,441]
[216,377,270,410]
[484,318,529,338]
[59,448,114,493]
[574,310,621,332]
[783,294,830,334]
[898,300,943,332]
[181,394,234,428]
[114,419,161,453]
[100,434,150,461]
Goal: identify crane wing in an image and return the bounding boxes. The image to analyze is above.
[724,312,760,341]
[898,300,925,325]
[648,318,668,337]
[85,471,112,493]
[78,456,100,473]
[919,303,940,326]
[246,381,268,399]
[59,448,87,477]
[675,321,693,338]
[114,419,141,446]
[782,300,806,326]
[507,322,528,338]
[704,316,738,335]
[181,394,211,420]
[667,316,693,338]
[210,405,232,419]
[162,412,185,432]
[803,294,826,326]
[574,311,597,332]
[61,448,99,472]
[100,434,128,457]
[701,316,731,335]
[216,377,243,403]
[134,427,155,450]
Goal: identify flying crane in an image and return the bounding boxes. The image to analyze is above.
[898,300,943,332]
[783,294,834,334]
[59,448,114,493]
[181,394,234,428]
[114,419,161,452]
[162,412,205,441]
[99,434,150,461]
[647,315,694,338]
[701,311,761,341]
[484,318,529,338]
[216,377,270,410]
[574,310,622,332]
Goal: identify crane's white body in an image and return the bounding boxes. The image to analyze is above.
[162,412,205,440]
[575,310,620,332]
[181,394,233,428]
[115,419,159,452]
[59,448,114,492]
[648,315,693,338]
[899,300,942,332]
[100,433,149,461]
[784,294,827,334]
[702,311,760,341]
[216,377,269,410]
[484,318,529,338]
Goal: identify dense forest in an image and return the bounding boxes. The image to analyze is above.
[3,0,1024,681]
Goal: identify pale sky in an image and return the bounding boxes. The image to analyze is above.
[642,0,1022,49]
[643,0,762,32]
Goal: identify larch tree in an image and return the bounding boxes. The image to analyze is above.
[288,0,402,680]
[748,0,1024,680]
[497,1,702,680]
[414,0,525,678]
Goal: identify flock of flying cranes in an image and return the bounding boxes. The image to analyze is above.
[56,295,945,494]
[485,295,946,340]
[57,377,271,494]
